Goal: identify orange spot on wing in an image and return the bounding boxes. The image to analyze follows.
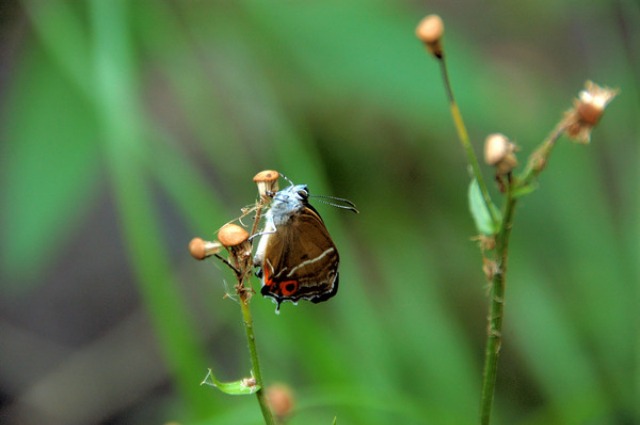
[263,265,275,288]
[279,280,299,297]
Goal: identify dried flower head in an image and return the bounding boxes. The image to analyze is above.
[564,81,618,144]
[188,237,223,260]
[266,384,295,420]
[484,133,518,175]
[415,14,444,58]
[253,170,280,199]
[217,224,250,247]
[217,223,252,271]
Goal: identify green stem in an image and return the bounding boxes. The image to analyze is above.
[517,122,566,189]
[239,291,276,425]
[479,122,568,423]
[479,183,517,425]
[438,59,499,227]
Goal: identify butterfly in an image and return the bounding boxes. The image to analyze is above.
[253,183,356,312]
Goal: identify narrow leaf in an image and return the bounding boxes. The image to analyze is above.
[201,369,260,395]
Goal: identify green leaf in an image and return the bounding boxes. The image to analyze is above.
[468,179,501,235]
[201,369,261,396]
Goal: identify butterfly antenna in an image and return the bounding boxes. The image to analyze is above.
[280,173,294,187]
[313,195,359,214]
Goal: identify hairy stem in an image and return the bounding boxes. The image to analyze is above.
[479,183,517,425]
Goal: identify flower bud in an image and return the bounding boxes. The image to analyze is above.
[266,384,294,420]
[484,133,518,175]
[415,14,444,58]
[253,170,280,199]
[188,237,223,260]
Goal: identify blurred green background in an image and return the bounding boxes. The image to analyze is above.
[1,0,638,424]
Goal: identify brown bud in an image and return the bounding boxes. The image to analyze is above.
[217,224,249,247]
[217,224,251,269]
[266,384,294,420]
[416,14,444,58]
[484,133,518,175]
[253,170,280,198]
[188,237,222,260]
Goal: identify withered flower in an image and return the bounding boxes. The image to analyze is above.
[563,81,618,144]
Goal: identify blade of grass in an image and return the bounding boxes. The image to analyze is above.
[510,265,607,423]
[89,0,215,419]
[0,44,100,285]
[133,0,253,187]
[23,0,93,97]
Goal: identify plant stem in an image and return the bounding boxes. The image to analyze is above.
[479,182,517,425]
[479,121,568,423]
[517,122,566,189]
[239,286,276,425]
[437,55,511,423]
[438,59,499,227]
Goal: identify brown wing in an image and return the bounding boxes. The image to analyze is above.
[261,206,339,306]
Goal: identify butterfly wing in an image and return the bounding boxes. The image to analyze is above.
[260,206,339,307]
